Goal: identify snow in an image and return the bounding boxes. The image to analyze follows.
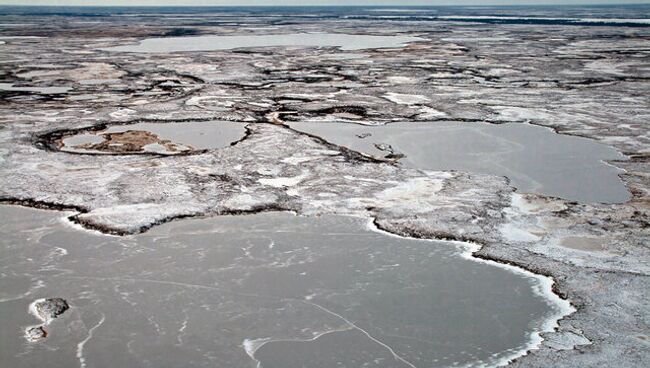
[383,92,431,105]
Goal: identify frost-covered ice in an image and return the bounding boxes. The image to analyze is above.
[383,92,431,105]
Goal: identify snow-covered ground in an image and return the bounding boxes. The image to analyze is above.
[0,11,648,368]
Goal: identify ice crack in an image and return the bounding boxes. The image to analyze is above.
[304,301,418,368]
[77,313,105,368]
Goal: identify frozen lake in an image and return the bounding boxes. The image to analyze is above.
[0,206,568,368]
[289,120,630,204]
[0,82,70,94]
[61,120,247,155]
[101,33,425,53]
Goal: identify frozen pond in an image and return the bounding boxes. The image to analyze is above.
[289,120,629,204]
[0,82,70,94]
[0,206,569,368]
[101,33,425,53]
[60,120,247,155]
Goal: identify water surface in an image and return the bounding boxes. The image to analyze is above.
[101,33,425,53]
[0,82,70,94]
[289,120,629,203]
[103,121,247,149]
[0,206,567,368]
[61,120,247,154]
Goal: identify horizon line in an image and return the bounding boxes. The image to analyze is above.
[0,2,648,7]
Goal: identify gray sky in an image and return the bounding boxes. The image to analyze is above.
[2,0,649,6]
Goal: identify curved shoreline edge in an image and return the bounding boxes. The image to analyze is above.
[365,217,576,368]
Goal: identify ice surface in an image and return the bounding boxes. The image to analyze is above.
[0,206,566,368]
[289,121,629,203]
[102,33,426,53]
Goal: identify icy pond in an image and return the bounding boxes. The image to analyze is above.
[0,206,570,368]
[0,82,70,94]
[60,120,247,155]
[289,120,629,204]
[101,33,425,53]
